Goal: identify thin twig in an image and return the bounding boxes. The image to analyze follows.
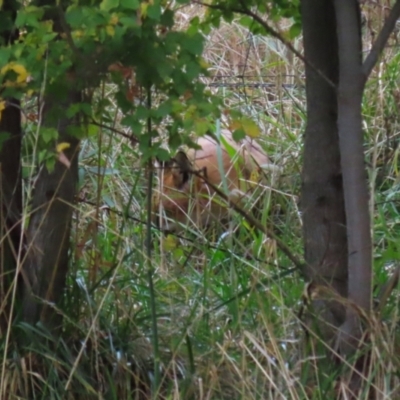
[89,120,139,144]
[363,0,400,80]
[77,197,289,268]
[195,0,336,89]
[190,169,305,270]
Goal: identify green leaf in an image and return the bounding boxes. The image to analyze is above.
[155,147,170,161]
[120,0,139,10]
[135,105,149,120]
[147,3,162,20]
[121,115,142,135]
[41,32,58,43]
[0,48,11,66]
[181,34,203,56]
[66,6,85,28]
[232,129,246,142]
[15,7,44,28]
[154,101,172,118]
[38,149,47,164]
[155,60,172,79]
[41,127,58,144]
[66,103,81,118]
[238,15,254,29]
[289,22,301,39]
[67,125,86,139]
[80,102,93,117]
[100,0,119,12]
[160,9,174,28]
[119,16,140,28]
[193,119,212,136]
[46,156,56,173]
[87,124,99,137]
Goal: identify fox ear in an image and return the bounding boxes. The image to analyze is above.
[173,151,192,171]
[171,151,192,188]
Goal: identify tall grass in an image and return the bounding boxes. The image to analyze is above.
[2,2,400,399]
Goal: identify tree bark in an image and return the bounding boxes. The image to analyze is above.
[19,0,83,330]
[0,0,23,334]
[22,90,80,328]
[334,0,372,356]
[301,0,347,341]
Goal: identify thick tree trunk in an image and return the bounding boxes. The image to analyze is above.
[301,0,347,341]
[19,0,82,330]
[301,0,400,396]
[22,91,80,329]
[0,0,23,334]
[0,101,23,334]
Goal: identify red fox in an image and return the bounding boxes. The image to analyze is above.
[153,130,270,232]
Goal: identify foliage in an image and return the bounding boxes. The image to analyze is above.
[204,0,301,39]
[0,0,222,163]
[1,0,400,399]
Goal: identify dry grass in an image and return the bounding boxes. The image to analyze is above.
[3,1,400,399]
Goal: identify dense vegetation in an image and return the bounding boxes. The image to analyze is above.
[1,0,400,398]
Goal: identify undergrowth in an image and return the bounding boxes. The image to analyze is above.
[2,2,400,399]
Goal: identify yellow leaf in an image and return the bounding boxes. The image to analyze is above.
[229,120,241,131]
[13,64,29,83]
[163,234,177,251]
[105,25,115,37]
[140,2,148,18]
[72,29,84,39]
[42,20,53,31]
[199,58,210,69]
[110,13,119,25]
[36,45,47,61]
[249,169,260,188]
[1,62,29,87]
[185,104,197,118]
[242,118,260,138]
[56,142,71,153]
[230,117,260,139]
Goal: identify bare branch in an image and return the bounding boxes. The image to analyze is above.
[362,0,400,80]
[190,169,305,270]
[89,120,139,144]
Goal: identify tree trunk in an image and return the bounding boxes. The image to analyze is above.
[301,0,347,342]
[22,91,81,329]
[0,0,23,334]
[329,2,373,397]
[19,0,83,330]
[334,0,372,355]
